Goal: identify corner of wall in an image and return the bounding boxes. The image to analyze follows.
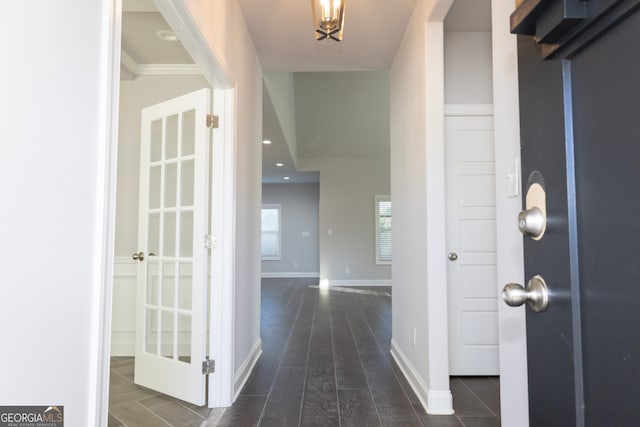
[390,339,454,415]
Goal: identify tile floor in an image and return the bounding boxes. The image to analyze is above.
[108,357,214,426]
[109,278,501,426]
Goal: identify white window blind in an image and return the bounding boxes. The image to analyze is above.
[375,195,392,264]
[261,205,281,260]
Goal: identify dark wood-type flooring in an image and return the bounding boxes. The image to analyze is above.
[206,278,501,427]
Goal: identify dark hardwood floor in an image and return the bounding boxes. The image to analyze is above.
[205,278,501,427]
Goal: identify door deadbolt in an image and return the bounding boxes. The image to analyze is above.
[520,179,547,240]
[518,207,546,239]
[502,275,549,312]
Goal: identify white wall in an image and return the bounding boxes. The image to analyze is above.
[444,32,494,105]
[389,0,455,414]
[261,183,319,276]
[0,2,119,425]
[115,74,211,256]
[491,0,529,424]
[182,0,263,392]
[295,72,390,160]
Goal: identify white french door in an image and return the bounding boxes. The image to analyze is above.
[134,89,211,405]
[446,114,499,375]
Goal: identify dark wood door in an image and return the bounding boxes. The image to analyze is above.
[513,1,640,425]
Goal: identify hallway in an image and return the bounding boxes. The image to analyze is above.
[206,278,500,426]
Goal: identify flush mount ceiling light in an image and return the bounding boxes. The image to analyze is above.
[283,176,291,180]
[156,30,179,42]
[262,139,272,145]
[311,0,346,42]
[276,163,284,167]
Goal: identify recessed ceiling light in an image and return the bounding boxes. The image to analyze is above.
[262,139,272,145]
[156,30,179,42]
[276,163,284,167]
[283,176,290,180]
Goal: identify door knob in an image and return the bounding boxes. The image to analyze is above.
[518,207,546,239]
[132,251,145,261]
[502,275,549,312]
[448,252,458,261]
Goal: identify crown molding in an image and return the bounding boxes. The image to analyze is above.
[120,48,202,79]
[135,63,202,75]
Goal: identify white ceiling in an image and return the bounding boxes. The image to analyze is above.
[121,0,195,69]
[237,0,418,72]
[444,0,492,32]
[122,12,194,64]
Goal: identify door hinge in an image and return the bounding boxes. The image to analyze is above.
[202,357,215,375]
[204,234,217,249]
[206,114,219,129]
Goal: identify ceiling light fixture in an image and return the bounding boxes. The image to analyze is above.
[311,0,346,42]
[262,139,272,145]
[156,30,179,42]
[276,163,284,167]
[283,176,290,180]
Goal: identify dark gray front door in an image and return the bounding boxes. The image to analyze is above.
[513,1,640,425]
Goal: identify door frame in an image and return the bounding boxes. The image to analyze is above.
[155,2,237,408]
[96,0,237,423]
[489,0,529,425]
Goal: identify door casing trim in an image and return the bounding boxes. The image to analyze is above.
[97,0,238,421]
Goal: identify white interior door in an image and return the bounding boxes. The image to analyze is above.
[446,114,499,375]
[134,88,211,405]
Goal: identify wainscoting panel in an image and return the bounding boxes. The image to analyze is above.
[111,257,137,356]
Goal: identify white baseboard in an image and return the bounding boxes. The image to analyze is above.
[234,338,262,400]
[390,338,454,415]
[261,272,320,278]
[427,390,455,415]
[327,279,391,287]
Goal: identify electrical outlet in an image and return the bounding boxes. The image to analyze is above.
[345,267,350,274]
[412,328,417,347]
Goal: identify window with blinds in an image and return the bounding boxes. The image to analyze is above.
[375,195,392,264]
[261,204,281,260]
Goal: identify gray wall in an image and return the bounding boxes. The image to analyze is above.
[444,31,493,104]
[302,158,391,283]
[261,183,319,275]
[294,71,391,285]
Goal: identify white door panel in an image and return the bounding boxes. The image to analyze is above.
[134,88,211,405]
[446,115,499,376]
